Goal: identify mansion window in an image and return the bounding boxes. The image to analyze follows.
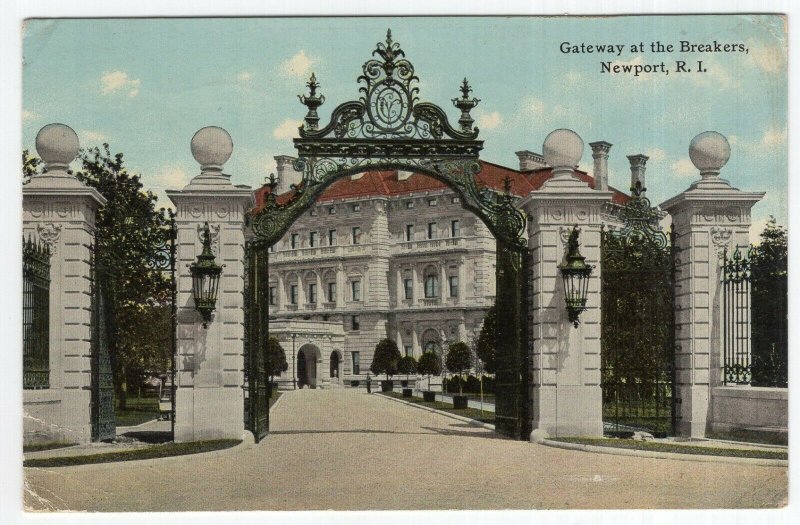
[352,203,361,212]
[269,244,276,253]
[290,233,299,249]
[308,283,317,304]
[328,229,337,246]
[309,231,318,247]
[449,275,459,298]
[451,219,460,238]
[329,206,336,215]
[352,350,361,374]
[405,224,414,242]
[269,286,277,306]
[352,227,361,245]
[424,268,439,298]
[451,196,460,204]
[427,222,436,240]
[405,201,414,209]
[351,280,362,302]
[403,278,413,300]
[404,345,413,357]
[327,282,337,303]
[351,315,360,331]
[428,197,437,206]
[289,284,298,305]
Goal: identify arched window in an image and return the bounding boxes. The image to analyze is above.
[422,328,441,357]
[424,265,439,298]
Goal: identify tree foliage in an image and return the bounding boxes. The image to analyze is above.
[396,355,417,379]
[266,336,289,382]
[370,338,401,380]
[22,149,42,184]
[750,217,788,387]
[445,341,472,394]
[74,145,173,408]
[475,305,496,374]
[416,351,442,391]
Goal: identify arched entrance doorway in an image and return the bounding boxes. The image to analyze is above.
[297,344,321,388]
[330,350,342,384]
[244,30,529,442]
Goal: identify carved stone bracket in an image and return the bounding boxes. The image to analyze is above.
[198,223,221,255]
[37,223,62,255]
[710,227,733,248]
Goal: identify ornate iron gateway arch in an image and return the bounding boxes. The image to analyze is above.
[246,30,530,441]
[601,183,677,437]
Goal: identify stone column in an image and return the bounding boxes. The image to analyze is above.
[22,124,107,445]
[521,129,613,440]
[439,260,448,299]
[277,272,286,310]
[411,326,420,356]
[660,131,763,438]
[166,126,253,442]
[335,263,345,308]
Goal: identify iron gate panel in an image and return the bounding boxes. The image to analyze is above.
[244,241,270,442]
[23,236,51,390]
[90,245,116,442]
[601,184,677,437]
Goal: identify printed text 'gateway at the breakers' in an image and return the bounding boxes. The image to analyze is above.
[559,40,750,77]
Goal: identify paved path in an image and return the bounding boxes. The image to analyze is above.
[24,388,787,511]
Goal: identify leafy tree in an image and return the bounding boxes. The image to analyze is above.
[23,149,42,184]
[445,341,472,394]
[266,336,288,383]
[750,217,787,387]
[74,144,173,410]
[370,338,401,380]
[475,305,496,374]
[396,355,417,381]
[416,351,442,390]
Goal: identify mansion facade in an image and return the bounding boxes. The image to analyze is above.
[256,149,626,388]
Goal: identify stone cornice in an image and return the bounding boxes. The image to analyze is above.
[660,186,764,214]
[519,188,614,209]
[166,187,254,208]
[23,185,107,208]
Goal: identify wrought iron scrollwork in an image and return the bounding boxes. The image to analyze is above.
[251,29,526,250]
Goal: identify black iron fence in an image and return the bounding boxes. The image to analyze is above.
[23,236,51,389]
[721,247,752,385]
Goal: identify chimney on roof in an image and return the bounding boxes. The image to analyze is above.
[589,141,612,191]
[274,155,303,193]
[515,150,546,172]
[627,154,649,192]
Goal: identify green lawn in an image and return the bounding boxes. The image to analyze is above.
[24,439,241,468]
[381,392,495,424]
[115,396,160,427]
[269,391,282,408]
[552,437,788,460]
[23,442,78,453]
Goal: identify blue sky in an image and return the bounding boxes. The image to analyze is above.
[22,15,787,239]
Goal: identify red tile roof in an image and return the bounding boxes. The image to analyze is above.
[253,160,628,211]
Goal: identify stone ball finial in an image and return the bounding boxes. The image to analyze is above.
[689,131,730,174]
[191,126,233,171]
[35,123,79,170]
[543,128,584,169]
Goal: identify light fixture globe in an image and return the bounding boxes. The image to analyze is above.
[689,131,730,175]
[543,128,584,169]
[35,123,79,171]
[190,126,233,171]
[189,222,224,328]
[558,226,593,328]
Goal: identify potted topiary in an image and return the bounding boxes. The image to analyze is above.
[397,355,417,397]
[416,351,442,402]
[370,338,401,392]
[445,341,472,409]
[266,336,288,397]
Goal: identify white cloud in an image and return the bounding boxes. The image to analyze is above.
[747,38,787,74]
[670,158,697,178]
[477,111,503,130]
[79,130,108,144]
[273,119,303,140]
[152,165,190,190]
[22,109,40,122]
[644,148,667,162]
[100,70,141,97]
[521,96,568,123]
[281,51,316,79]
[761,127,787,146]
[237,71,253,83]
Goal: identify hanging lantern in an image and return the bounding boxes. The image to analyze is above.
[189,222,223,328]
[558,226,593,328]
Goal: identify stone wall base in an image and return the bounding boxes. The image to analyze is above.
[531,385,603,438]
[708,386,788,445]
[175,387,244,442]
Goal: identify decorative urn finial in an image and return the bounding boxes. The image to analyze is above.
[298,72,325,131]
[452,78,480,133]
